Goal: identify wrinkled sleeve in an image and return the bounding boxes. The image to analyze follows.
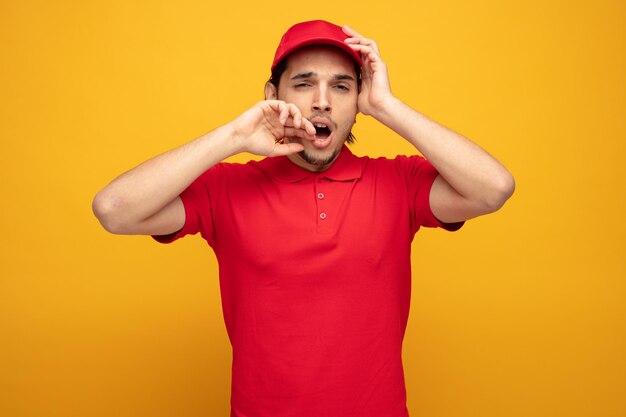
[395,155,464,234]
[151,165,220,247]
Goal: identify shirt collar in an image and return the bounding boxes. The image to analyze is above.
[258,146,365,183]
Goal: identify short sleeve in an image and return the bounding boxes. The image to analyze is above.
[394,155,464,233]
[151,165,220,246]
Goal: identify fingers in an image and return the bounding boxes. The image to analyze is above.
[266,100,315,135]
[264,100,316,144]
[269,142,305,157]
[345,43,382,67]
[265,100,302,127]
[342,26,384,80]
[285,116,316,137]
[342,24,357,37]
[342,25,381,55]
[283,126,315,140]
[277,102,301,127]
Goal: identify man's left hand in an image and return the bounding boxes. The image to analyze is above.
[343,25,396,118]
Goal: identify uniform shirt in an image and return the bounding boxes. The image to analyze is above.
[154,146,462,417]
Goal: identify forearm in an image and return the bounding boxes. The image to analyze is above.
[93,123,240,231]
[373,97,515,210]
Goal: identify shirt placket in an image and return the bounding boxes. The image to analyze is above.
[315,176,331,234]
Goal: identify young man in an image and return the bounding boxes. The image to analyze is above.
[93,20,514,417]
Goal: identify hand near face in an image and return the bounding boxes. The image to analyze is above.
[231,100,316,157]
[343,25,395,117]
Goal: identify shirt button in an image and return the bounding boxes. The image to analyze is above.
[317,193,325,199]
[319,212,327,219]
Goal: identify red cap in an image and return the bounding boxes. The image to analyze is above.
[271,20,363,71]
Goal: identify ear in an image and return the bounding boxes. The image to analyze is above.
[264,82,278,100]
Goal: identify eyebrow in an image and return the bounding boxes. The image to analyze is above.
[290,72,355,81]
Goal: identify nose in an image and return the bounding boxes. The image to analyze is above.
[312,85,331,113]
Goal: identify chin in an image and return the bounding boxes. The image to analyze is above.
[298,148,340,167]
[300,140,345,165]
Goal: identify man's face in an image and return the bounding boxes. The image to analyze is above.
[267,46,359,172]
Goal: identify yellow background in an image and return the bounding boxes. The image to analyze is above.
[2,0,624,416]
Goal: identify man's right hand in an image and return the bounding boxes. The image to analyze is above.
[231,100,316,157]
[93,100,316,236]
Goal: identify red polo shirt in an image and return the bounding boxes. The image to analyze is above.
[154,146,462,417]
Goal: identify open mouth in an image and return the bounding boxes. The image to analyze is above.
[310,117,334,140]
[314,123,331,139]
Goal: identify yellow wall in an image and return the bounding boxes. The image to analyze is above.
[2,1,624,416]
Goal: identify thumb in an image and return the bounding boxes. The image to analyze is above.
[268,141,305,157]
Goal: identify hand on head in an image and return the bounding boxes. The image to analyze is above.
[342,25,394,117]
